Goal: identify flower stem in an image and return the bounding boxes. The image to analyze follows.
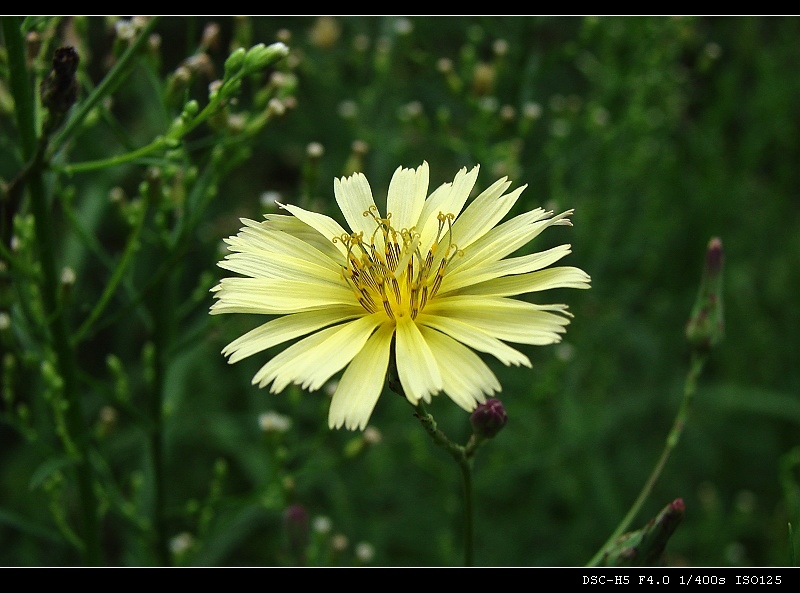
[460,450,475,567]
[72,192,149,344]
[150,290,173,566]
[146,266,174,566]
[60,138,172,174]
[586,351,707,567]
[2,16,102,564]
[413,401,477,566]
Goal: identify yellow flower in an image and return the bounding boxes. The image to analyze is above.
[211,162,590,430]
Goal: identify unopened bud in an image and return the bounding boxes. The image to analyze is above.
[208,79,223,101]
[686,237,725,351]
[602,498,685,566]
[201,22,221,51]
[243,42,289,75]
[223,47,246,78]
[26,31,42,64]
[470,398,508,439]
[166,66,192,105]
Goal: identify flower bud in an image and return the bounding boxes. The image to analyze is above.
[201,22,221,51]
[602,498,685,566]
[686,237,724,351]
[243,42,289,75]
[181,99,199,122]
[223,47,246,78]
[470,398,508,439]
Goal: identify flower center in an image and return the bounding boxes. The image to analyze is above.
[337,207,459,320]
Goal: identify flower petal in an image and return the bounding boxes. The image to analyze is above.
[449,178,522,250]
[447,209,572,276]
[464,266,592,297]
[416,312,531,367]
[227,217,342,269]
[261,214,343,258]
[334,172,379,237]
[387,162,429,231]
[219,251,342,283]
[210,278,354,315]
[426,295,572,345]
[211,162,590,431]
[328,322,394,430]
[440,244,573,295]
[278,202,348,257]
[222,305,364,364]
[395,315,442,404]
[417,165,480,251]
[253,313,384,392]
[419,326,499,411]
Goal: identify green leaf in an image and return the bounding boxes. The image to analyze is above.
[28,455,77,491]
[0,506,62,542]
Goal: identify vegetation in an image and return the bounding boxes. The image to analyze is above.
[1,16,798,566]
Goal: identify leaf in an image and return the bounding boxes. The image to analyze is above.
[28,455,77,491]
[0,506,61,542]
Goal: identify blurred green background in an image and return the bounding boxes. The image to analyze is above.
[1,16,799,566]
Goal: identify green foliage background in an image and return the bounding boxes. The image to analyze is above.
[1,16,798,566]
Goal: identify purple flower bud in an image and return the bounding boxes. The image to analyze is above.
[470,398,508,439]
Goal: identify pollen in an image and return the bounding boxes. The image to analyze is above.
[338,208,459,321]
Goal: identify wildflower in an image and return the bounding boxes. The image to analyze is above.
[211,162,590,430]
[169,532,194,556]
[312,515,332,534]
[258,410,292,433]
[355,541,375,564]
[331,533,349,552]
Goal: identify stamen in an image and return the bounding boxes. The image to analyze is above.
[339,209,460,320]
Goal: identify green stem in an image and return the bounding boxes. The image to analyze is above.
[586,351,707,567]
[2,16,102,564]
[413,401,476,566]
[147,273,172,566]
[59,137,172,174]
[58,43,247,176]
[460,452,475,567]
[72,195,148,344]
